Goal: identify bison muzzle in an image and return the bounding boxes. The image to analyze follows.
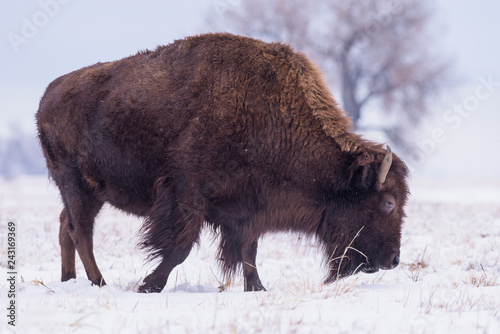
[36,33,409,293]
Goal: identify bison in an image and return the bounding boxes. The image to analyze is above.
[36,33,409,293]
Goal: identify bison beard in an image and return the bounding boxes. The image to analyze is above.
[36,33,409,293]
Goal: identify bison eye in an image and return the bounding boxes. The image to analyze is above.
[382,194,396,214]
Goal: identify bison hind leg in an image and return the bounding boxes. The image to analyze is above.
[58,179,105,286]
[59,208,76,281]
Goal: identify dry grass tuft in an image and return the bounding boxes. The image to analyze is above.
[30,278,56,293]
[327,226,367,284]
[209,266,231,292]
[464,265,497,287]
[403,245,428,282]
[329,278,358,298]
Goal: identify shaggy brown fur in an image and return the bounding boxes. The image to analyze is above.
[36,33,409,293]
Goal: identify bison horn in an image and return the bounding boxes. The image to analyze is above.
[377,146,392,187]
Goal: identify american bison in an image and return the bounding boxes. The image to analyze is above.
[36,33,409,293]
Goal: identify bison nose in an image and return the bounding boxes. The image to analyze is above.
[392,254,400,268]
[380,250,400,270]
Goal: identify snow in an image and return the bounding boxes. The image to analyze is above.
[1,176,500,333]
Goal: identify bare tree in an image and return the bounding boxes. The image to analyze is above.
[208,0,450,150]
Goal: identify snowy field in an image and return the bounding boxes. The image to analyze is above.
[1,176,500,333]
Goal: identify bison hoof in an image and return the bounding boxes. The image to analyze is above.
[91,277,106,287]
[138,283,164,293]
[61,271,77,282]
[244,279,267,292]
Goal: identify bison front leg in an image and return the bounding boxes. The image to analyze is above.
[242,240,266,292]
[138,245,193,293]
[217,226,266,292]
[138,184,203,293]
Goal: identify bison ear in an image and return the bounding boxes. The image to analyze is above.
[349,152,376,190]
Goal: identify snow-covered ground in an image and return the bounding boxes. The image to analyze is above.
[1,176,500,333]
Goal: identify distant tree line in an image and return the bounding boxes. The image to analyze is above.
[0,130,46,177]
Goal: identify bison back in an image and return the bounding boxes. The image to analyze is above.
[36,33,352,215]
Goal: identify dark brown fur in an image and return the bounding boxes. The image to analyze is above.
[36,33,409,293]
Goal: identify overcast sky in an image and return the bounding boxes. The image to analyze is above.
[1,0,499,180]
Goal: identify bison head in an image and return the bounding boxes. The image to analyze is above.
[322,146,409,282]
